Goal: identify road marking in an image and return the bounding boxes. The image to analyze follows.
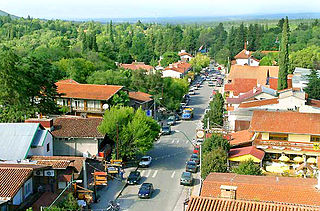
[141,170,145,177]
[152,170,158,178]
[172,140,175,144]
[171,171,176,178]
[185,140,189,144]
[146,170,151,177]
[177,140,180,144]
[157,139,161,144]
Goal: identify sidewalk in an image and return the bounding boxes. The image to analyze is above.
[90,167,136,209]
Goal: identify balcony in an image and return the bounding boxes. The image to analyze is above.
[72,107,105,113]
[253,139,319,153]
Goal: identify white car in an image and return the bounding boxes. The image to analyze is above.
[139,156,152,168]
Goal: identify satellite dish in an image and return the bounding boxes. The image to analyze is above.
[102,104,109,110]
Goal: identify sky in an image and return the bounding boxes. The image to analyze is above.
[1,0,320,19]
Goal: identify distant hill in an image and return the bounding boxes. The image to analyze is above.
[71,12,320,24]
[0,9,19,19]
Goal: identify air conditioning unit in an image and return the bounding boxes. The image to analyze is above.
[44,170,55,177]
[33,170,43,176]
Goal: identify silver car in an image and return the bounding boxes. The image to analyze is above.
[139,156,152,168]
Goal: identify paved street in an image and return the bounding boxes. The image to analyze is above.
[92,79,214,211]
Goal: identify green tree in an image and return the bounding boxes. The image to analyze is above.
[189,53,210,73]
[202,133,230,153]
[232,159,262,175]
[203,92,224,128]
[304,69,320,100]
[278,17,290,90]
[160,52,180,67]
[111,90,130,106]
[201,148,228,179]
[289,45,320,72]
[259,56,273,66]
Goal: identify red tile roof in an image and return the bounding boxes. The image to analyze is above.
[224,78,258,96]
[29,157,74,170]
[201,173,320,206]
[0,167,33,198]
[32,192,59,211]
[238,98,279,108]
[234,49,253,59]
[164,61,191,74]
[178,52,192,57]
[229,146,264,160]
[187,196,320,211]
[129,91,153,102]
[307,99,320,108]
[230,130,253,146]
[228,65,279,86]
[56,80,123,101]
[120,62,154,71]
[30,156,86,175]
[227,87,263,104]
[51,117,103,138]
[250,110,320,135]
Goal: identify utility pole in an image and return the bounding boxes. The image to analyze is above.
[83,159,88,189]
[153,98,156,120]
[116,124,119,160]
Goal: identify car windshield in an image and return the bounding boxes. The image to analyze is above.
[140,184,151,190]
[191,154,198,158]
[141,157,150,161]
[168,116,175,121]
[162,126,169,130]
[182,172,191,178]
[187,161,196,166]
[129,172,139,178]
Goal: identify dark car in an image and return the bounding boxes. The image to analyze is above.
[180,172,193,186]
[138,183,154,199]
[190,154,200,165]
[186,161,198,173]
[167,115,176,126]
[161,126,171,135]
[127,171,141,185]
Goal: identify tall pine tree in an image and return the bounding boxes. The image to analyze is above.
[278,17,289,90]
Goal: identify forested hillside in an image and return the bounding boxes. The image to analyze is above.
[0,15,319,122]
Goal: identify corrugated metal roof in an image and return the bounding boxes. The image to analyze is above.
[32,129,47,147]
[261,86,277,96]
[0,123,39,160]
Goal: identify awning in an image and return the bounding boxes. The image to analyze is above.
[293,156,304,163]
[307,157,317,164]
[279,155,289,162]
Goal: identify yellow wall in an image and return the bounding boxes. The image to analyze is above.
[288,134,310,142]
[261,133,269,140]
[229,154,261,163]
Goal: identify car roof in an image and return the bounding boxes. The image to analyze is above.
[141,155,150,159]
[187,161,196,164]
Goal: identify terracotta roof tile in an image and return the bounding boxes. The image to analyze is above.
[30,156,85,174]
[225,78,258,96]
[56,80,123,101]
[164,61,191,74]
[51,117,103,138]
[187,196,320,211]
[250,110,320,135]
[201,173,320,206]
[230,130,253,146]
[229,146,264,160]
[234,49,253,59]
[30,159,72,169]
[228,65,279,86]
[120,62,154,71]
[129,91,153,102]
[0,167,33,198]
[307,99,320,108]
[227,87,263,104]
[178,52,192,57]
[239,98,279,108]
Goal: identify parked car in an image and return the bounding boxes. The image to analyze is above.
[127,171,141,185]
[161,125,171,135]
[139,156,152,168]
[193,145,200,154]
[186,161,198,173]
[188,89,195,95]
[167,115,176,126]
[190,154,200,165]
[180,172,193,186]
[138,183,154,199]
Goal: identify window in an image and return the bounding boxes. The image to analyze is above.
[24,179,33,199]
[57,99,68,106]
[47,143,50,152]
[72,100,84,109]
[311,136,320,142]
[269,133,288,141]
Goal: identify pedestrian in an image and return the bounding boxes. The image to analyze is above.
[120,169,125,180]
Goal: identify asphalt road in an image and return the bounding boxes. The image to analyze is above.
[110,80,213,211]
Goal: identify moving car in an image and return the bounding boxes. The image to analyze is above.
[181,108,194,120]
[186,161,198,173]
[139,156,152,168]
[180,172,194,186]
[190,153,200,165]
[138,183,154,199]
[167,115,176,126]
[127,171,141,185]
[161,125,171,135]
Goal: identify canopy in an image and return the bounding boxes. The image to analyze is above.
[293,156,304,163]
[307,157,317,164]
[279,155,289,162]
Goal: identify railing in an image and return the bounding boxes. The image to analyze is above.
[72,107,105,112]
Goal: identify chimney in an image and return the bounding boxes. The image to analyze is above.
[220,185,237,199]
[25,118,54,131]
